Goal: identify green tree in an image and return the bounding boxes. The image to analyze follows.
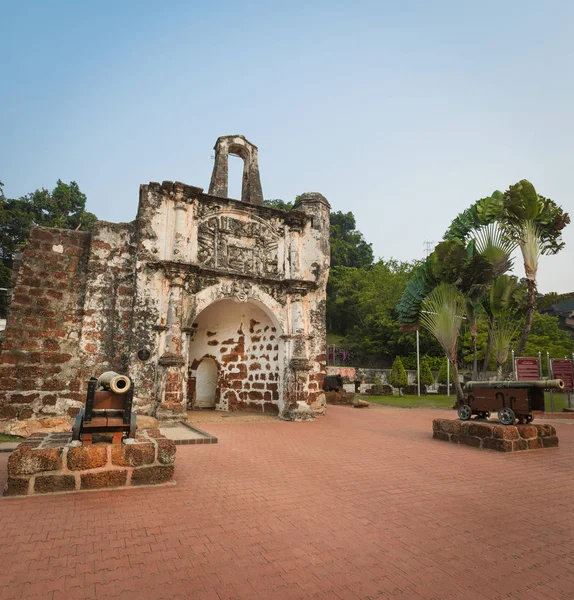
[327,258,442,363]
[329,211,373,269]
[420,357,435,387]
[483,275,522,378]
[496,182,570,357]
[444,181,570,358]
[522,313,574,370]
[389,356,408,393]
[397,239,495,395]
[0,180,97,266]
[263,199,294,211]
[419,283,466,400]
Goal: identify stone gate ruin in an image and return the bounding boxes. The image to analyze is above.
[0,135,330,427]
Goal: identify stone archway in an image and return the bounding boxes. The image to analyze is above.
[186,297,284,414]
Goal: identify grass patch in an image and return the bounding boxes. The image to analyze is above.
[361,394,456,408]
[0,433,24,443]
[544,393,572,412]
[361,392,573,412]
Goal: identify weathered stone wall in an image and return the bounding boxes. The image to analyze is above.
[432,419,559,452]
[4,429,176,496]
[0,228,91,422]
[78,221,136,372]
[187,299,281,413]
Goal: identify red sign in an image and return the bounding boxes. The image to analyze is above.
[515,357,540,381]
[551,359,574,390]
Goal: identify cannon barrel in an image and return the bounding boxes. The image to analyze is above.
[97,371,132,394]
[465,379,564,392]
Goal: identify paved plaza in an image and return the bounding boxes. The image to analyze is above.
[1,405,574,600]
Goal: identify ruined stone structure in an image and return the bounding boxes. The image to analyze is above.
[0,135,330,427]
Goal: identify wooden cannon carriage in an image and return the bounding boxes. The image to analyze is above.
[72,372,136,445]
[457,379,564,425]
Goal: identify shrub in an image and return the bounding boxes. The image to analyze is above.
[438,358,454,384]
[389,356,408,393]
[420,357,435,387]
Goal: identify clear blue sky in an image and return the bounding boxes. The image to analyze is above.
[1,0,573,292]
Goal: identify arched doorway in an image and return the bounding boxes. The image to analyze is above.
[195,357,219,408]
[186,296,284,413]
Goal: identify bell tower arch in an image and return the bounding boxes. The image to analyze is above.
[208,135,264,205]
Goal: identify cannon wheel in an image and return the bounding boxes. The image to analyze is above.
[498,407,516,426]
[129,413,137,438]
[457,405,472,421]
[72,409,85,441]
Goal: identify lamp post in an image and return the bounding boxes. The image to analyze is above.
[416,329,420,397]
[547,351,554,413]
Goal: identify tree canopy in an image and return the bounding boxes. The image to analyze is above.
[0,179,97,266]
[329,211,373,269]
[262,199,295,211]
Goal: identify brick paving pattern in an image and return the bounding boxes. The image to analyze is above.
[1,404,574,599]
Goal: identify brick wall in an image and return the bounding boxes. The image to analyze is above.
[78,222,135,372]
[0,228,91,421]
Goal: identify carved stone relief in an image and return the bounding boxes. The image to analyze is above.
[198,213,282,276]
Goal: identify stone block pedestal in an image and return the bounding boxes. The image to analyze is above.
[432,419,559,452]
[4,429,176,497]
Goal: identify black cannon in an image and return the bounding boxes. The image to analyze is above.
[323,375,344,392]
[72,372,136,445]
[457,379,564,425]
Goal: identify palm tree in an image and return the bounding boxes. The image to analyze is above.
[431,240,494,380]
[484,275,521,378]
[497,181,570,357]
[397,239,494,388]
[419,284,466,401]
[491,315,518,379]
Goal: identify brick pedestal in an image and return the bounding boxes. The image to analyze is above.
[4,429,176,496]
[432,419,559,452]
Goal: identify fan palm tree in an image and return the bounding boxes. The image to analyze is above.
[419,284,466,401]
[497,181,570,357]
[397,239,495,388]
[483,275,522,378]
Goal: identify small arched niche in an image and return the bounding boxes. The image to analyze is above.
[195,357,219,408]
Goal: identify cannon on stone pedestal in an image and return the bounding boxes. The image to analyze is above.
[457,379,564,425]
[72,372,136,445]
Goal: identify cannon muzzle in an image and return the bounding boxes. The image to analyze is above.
[465,379,564,392]
[97,371,132,394]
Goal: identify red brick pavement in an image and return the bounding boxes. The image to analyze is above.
[1,405,574,600]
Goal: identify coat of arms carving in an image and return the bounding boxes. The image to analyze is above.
[198,212,281,276]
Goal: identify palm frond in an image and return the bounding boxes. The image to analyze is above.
[491,313,519,368]
[419,284,465,357]
[473,223,515,277]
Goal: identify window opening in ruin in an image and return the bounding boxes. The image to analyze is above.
[227,154,244,201]
[195,357,219,408]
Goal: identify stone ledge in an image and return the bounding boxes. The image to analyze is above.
[432,419,558,452]
[3,429,176,496]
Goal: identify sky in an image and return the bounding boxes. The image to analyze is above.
[1,0,573,293]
